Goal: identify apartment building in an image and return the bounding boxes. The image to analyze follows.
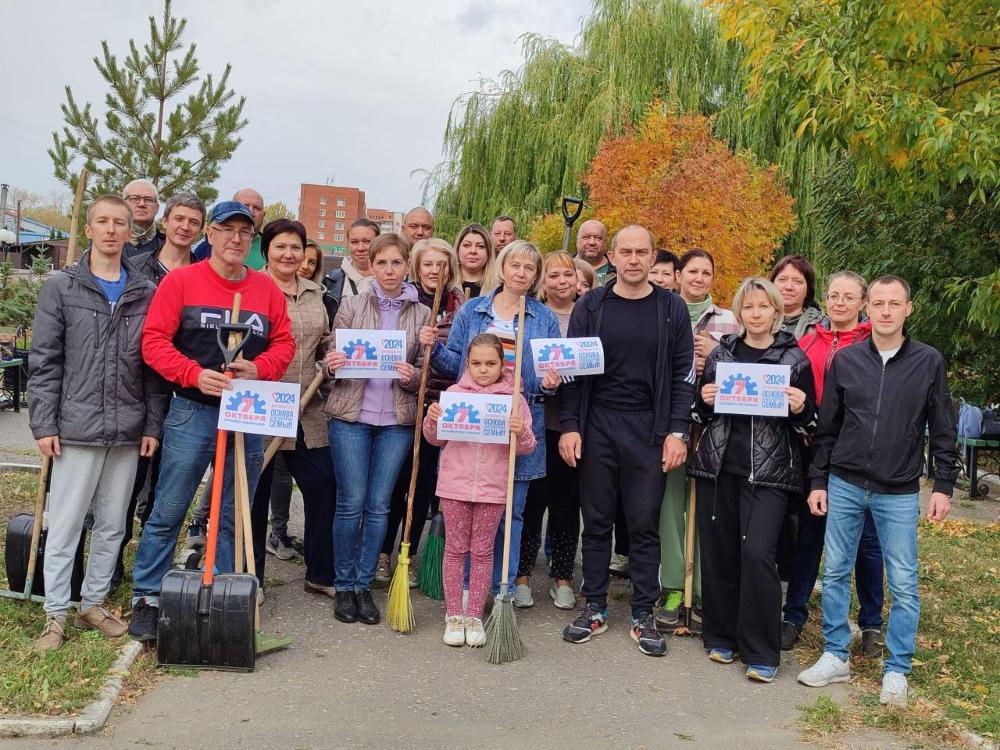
[298,184,367,255]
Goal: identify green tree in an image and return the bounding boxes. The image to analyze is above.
[49,0,247,202]
[262,202,296,227]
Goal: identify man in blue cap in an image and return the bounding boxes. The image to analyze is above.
[128,200,295,642]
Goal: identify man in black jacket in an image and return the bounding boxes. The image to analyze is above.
[797,275,958,707]
[29,195,163,651]
[559,224,695,657]
[122,179,166,259]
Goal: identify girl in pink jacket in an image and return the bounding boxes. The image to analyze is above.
[424,334,536,647]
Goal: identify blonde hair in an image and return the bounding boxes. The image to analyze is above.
[410,238,462,296]
[574,259,596,291]
[486,239,544,296]
[539,251,577,301]
[731,277,784,336]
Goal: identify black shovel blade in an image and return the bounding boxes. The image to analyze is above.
[156,569,257,672]
[215,323,253,369]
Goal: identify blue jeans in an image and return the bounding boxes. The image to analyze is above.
[132,396,263,606]
[329,419,413,591]
[492,480,530,592]
[822,473,920,674]
[784,503,884,629]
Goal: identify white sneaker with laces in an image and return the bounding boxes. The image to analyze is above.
[549,582,576,610]
[513,583,534,608]
[797,652,851,687]
[609,554,629,575]
[443,616,465,647]
[879,671,908,706]
[465,617,486,647]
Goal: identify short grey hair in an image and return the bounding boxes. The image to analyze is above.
[610,224,654,253]
[122,178,159,202]
[731,277,784,336]
[490,239,544,296]
[162,193,206,227]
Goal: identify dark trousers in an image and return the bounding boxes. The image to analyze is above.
[518,429,580,581]
[697,473,788,667]
[382,435,439,560]
[613,501,630,557]
[579,404,665,615]
[783,500,884,629]
[117,451,162,573]
[250,433,336,587]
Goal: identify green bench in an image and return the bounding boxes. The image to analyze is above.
[0,358,24,413]
[928,436,1000,499]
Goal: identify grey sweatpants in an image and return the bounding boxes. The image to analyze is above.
[43,444,138,617]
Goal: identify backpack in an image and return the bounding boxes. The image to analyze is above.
[957,399,983,444]
[982,407,1000,440]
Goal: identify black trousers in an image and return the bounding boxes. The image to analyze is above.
[696,472,788,667]
[518,429,580,581]
[382,435,439,560]
[579,404,666,615]
[250,433,336,587]
[117,451,162,573]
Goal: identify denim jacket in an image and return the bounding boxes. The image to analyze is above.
[430,289,560,480]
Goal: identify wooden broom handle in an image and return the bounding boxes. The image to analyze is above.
[500,294,527,588]
[401,276,445,544]
[683,479,697,609]
[64,168,88,267]
[23,455,52,597]
[261,368,325,469]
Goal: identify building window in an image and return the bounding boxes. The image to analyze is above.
[319,197,327,205]
[334,233,345,242]
[317,232,325,240]
[336,199,346,207]
[319,209,326,217]
[319,221,326,229]
[335,210,346,218]
[335,222,344,230]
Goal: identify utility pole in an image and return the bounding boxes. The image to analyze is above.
[14,200,21,245]
[0,184,8,232]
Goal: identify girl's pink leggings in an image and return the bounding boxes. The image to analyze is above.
[440,498,504,620]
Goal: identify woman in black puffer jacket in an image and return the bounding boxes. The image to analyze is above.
[688,277,817,683]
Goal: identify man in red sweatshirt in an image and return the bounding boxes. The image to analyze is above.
[128,201,295,642]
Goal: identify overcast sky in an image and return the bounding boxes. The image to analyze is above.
[0,0,591,213]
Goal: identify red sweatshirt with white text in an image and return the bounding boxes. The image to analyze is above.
[142,260,296,405]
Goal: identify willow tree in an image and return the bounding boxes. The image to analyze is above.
[424,0,826,253]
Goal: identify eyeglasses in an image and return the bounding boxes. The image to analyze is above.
[827,293,862,304]
[211,225,254,241]
[124,196,157,206]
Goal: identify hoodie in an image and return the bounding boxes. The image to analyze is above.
[423,368,536,504]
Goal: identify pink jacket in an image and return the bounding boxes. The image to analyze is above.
[423,369,536,504]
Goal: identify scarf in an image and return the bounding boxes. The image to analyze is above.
[687,295,713,329]
[130,221,157,247]
[371,278,419,310]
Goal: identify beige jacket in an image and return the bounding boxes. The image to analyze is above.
[268,273,331,450]
[323,291,430,425]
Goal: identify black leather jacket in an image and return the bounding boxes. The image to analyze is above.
[688,331,817,493]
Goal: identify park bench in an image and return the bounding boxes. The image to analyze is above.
[927,434,1000,499]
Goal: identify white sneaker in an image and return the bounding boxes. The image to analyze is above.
[879,672,908,707]
[465,617,486,647]
[549,582,576,610]
[797,652,851,687]
[513,583,534,608]
[609,554,629,575]
[443,616,465,647]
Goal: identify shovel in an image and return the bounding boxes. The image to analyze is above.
[157,295,260,671]
[560,196,585,253]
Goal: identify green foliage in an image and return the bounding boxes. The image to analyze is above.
[49,0,247,203]
[0,258,48,330]
[814,160,1000,402]
[262,202,296,227]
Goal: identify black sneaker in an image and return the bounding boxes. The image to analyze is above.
[781,620,802,650]
[562,603,608,644]
[128,599,159,642]
[860,628,882,658]
[355,589,380,625]
[333,591,358,623]
[631,613,668,657]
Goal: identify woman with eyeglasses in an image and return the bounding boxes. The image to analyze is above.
[781,271,885,654]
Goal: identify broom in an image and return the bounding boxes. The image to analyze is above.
[386,272,445,633]
[417,511,445,600]
[484,294,527,664]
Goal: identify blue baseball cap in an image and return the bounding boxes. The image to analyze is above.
[210,201,254,224]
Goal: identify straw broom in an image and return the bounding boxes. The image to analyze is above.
[484,294,527,664]
[386,272,445,633]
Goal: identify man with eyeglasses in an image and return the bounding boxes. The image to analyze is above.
[122,179,166,259]
[128,201,295,643]
[193,188,267,269]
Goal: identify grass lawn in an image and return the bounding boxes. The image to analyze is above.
[796,518,1000,746]
[0,470,148,716]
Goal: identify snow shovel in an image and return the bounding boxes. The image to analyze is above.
[560,196,584,252]
[157,295,259,671]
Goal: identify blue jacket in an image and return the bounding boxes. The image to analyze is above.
[430,290,560,481]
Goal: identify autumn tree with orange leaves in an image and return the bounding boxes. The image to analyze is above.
[582,103,796,305]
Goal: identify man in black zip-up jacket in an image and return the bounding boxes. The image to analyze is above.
[29,195,164,652]
[798,275,958,707]
[559,225,695,657]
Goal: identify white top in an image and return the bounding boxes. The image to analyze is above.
[879,346,900,365]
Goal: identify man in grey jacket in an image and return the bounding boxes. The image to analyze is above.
[29,194,164,652]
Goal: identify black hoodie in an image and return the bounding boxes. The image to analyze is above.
[809,335,959,496]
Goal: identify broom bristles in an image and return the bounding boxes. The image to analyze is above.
[417,535,445,600]
[484,589,524,664]
[386,543,415,633]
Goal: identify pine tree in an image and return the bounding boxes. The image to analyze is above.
[49,0,247,202]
